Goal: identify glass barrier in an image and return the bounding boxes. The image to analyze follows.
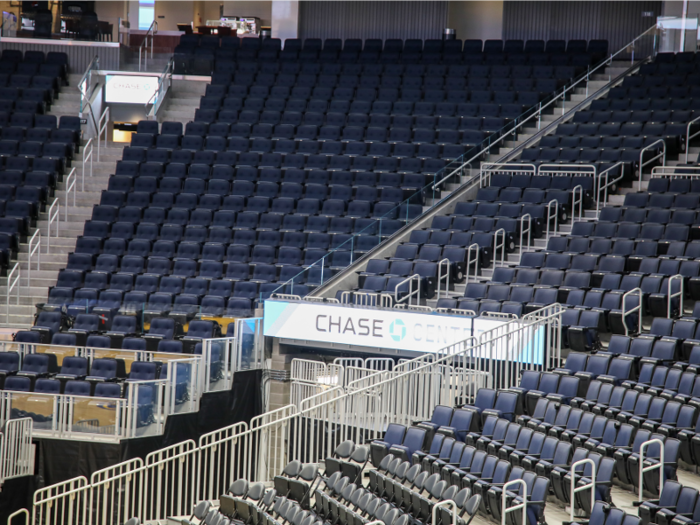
[235,318,264,371]
[201,337,233,392]
[123,380,168,438]
[68,393,125,438]
[2,391,58,433]
[163,358,200,414]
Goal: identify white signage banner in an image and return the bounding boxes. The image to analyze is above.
[105,75,158,104]
[263,300,541,359]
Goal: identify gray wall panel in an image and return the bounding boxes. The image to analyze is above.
[299,1,448,42]
[503,1,660,54]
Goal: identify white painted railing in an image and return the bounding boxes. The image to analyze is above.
[27,229,41,289]
[46,198,59,254]
[6,262,19,323]
[638,439,665,502]
[64,167,76,221]
[81,138,93,191]
[502,479,527,525]
[668,274,684,318]
[0,417,34,482]
[97,106,110,162]
[622,287,643,336]
[569,458,596,520]
[29,304,562,525]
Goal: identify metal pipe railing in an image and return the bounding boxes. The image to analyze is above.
[685,114,700,163]
[596,162,626,215]
[78,55,99,114]
[64,167,76,221]
[638,139,667,190]
[502,479,527,525]
[138,20,158,71]
[570,458,596,520]
[466,243,480,283]
[6,263,19,323]
[622,287,643,336]
[81,138,93,191]
[97,107,110,162]
[27,230,41,289]
[639,439,665,502]
[436,258,450,300]
[519,214,532,257]
[394,274,421,306]
[545,199,559,243]
[46,198,59,254]
[571,185,584,226]
[145,57,174,119]
[493,228,507,267]
[668,274,684,318]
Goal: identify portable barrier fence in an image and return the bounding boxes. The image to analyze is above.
[26,304,561,525]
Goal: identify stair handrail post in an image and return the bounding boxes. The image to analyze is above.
[27,230,41,290]
[81,138,93,191]
[684,114,700,163]
[6,263,19,324]
[97,106,110,162]
[64,167,76,221]
[46,198,59,255]
[502,479,527,525]
[622,287,643,336]
[639,439,665,502]
[668,274,684,319]
[569,458,596,521]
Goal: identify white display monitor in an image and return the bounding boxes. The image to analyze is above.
[105,75,158,104]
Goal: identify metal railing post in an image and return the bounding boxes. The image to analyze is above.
[433,500,457,525]
[639,439,665,502]
[97,106,110,161]
[6,263,19,323]
[81,138,93,191]
[64,167,76,221]
[27,230,41,289]
[570,458,596,520]
[685,115,700,163]
[502,479,527,525]
[668,274,684,318]
[46,198,59,254]
[622,287,643,336]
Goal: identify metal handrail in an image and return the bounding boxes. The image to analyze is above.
[139,20,158,71]
[81,138,93,191]
[433,500,457,525]
[436,258,450,300]
[596,162,626,215]
[97,106,110,161]
[6,263,19,323]
[668,274,684,318]
[639,439,665,502]
[502,479,527,525]
[435,24,658,191]
[622,287,643,336]
[27,230,40,289]
[537,163,596,178]
[545,199,559,243]
[570,185,584,226]
[639,139,667,189]
[493,228,507,267]
[519,214,532,257]
[570,458,596,520]
[64,167,76,221]
[466,243,480,284]
[394,274,421,306]
[46,198,59,254]
[685,114,700,163]
[651,165,700,178]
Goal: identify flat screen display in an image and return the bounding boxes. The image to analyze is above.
[105,75,158,104]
